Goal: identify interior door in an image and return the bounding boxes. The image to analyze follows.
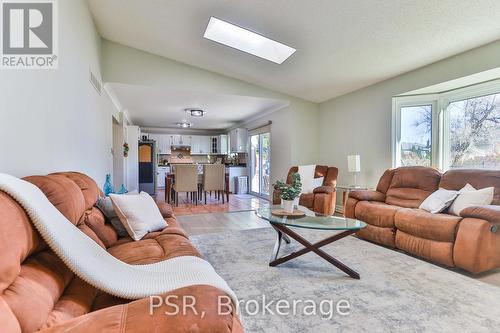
[250,132,271,199]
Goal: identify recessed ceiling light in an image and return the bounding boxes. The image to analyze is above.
[176,122,192,128]
[185,109,206,117]
[203,17,296,64]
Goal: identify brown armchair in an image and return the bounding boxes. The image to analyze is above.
[273,165,338,215]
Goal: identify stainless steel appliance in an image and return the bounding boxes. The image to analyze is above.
[138,141,156,195]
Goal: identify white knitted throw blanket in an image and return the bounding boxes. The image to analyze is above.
[0,173,238,303]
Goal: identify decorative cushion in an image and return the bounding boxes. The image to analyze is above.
[109,192,167,241]
[419,188,458,214]
[110,217,128,238]
[298,165,316,194]
[449,184,494,216]
[311,177,324,189]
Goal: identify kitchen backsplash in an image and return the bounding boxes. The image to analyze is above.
[158,153,247,165]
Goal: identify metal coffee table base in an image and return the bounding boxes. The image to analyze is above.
[269,224,360,279]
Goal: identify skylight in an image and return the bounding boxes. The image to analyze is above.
[203,17,296,64]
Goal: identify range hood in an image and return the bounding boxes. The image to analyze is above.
[170,144,191,150]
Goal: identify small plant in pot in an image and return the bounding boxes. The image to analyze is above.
[275,173,302,213]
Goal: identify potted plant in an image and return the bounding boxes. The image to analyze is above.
[275,173,302,213]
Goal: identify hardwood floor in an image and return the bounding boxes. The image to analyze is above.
[155,189,270,216]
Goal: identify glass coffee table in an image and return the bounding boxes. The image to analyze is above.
[256,205,367,279]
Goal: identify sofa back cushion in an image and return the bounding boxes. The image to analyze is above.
[385,167,441,208]
[440,169,500,205]
[0,190,77,332]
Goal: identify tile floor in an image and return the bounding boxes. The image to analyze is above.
[155,189,270,216]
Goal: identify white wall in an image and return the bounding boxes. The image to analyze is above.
[319,40,500,193]
[0,0,116,186]
[102,40,320,184]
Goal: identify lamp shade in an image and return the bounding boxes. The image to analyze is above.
[347,155,361,173]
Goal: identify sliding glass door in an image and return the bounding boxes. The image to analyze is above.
[250,132,271,199]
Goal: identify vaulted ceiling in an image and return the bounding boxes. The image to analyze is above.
[89,0,500,102]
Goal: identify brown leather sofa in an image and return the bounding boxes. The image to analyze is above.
[273,165,338,216]
[346,166,500,274]
[0,172,242,333]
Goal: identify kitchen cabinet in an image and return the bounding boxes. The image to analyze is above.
[143,134,171,154]
[190,136,211,155]
[228,166,248,193]
[170,135,191,146]
[211,135,228,154]
[229,128,248,153]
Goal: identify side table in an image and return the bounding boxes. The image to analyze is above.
[336,185,373,215]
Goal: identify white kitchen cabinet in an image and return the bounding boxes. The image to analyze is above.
[229,128,248,153]
[157,135,171,154]
[219,135,228,155]
[190,136,200,154]
[228,166,248,193]
[191,136,210,155]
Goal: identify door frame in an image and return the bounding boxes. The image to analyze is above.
[250,132,271,200]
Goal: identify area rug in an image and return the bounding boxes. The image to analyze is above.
[190,226,500,333]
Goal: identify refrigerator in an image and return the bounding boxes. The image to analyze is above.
[138,141,156,195]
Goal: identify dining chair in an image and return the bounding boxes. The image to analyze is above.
[173,165,198,206]
[203,164,226,204]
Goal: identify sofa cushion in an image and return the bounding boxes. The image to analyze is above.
[355,201,401,228]
[24,175,86,225]
[83,207,118,247]
[52,172,101,210]
[395,230,455,267]
[385,166,441,208]
[107,222,199,265]
[395,208,461,242]
[439,169,500,205]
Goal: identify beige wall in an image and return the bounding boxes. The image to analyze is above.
[102,40,320,185]
[0,0,117,185]
[318,40,500,196]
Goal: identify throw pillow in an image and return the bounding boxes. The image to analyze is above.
[311,177,325,189]
[298,165,316,194]
[419,188,458,214]
[109,191,167,241]
[109,217,129,238]
[448,184,494,216]
[96,196,117,219]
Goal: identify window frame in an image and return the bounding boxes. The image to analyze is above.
[392,79,500,170]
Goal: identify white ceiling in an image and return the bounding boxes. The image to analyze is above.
[89,0,500,103]
[108,83,288,130]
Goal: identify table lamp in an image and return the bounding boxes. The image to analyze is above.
[347,155,361,187]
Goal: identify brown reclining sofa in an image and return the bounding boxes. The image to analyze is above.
[345,166,500,274]
[0,172,242,333]
[273,165,338,216]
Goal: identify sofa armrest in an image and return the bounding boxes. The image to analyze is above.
[156,202,174,218]
[39,286,242,333]
[460,205,500,232]
[348,190,385,202]
[313,186,335,194]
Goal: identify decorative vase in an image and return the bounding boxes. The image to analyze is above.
[117,184,127,194]
[103,174,114,196]
[282,199,294,214]
[293,197,300,208]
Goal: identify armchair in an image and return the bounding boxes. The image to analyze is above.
[273,165,338,215]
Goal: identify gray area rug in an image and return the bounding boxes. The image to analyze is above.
[190,226,500,333]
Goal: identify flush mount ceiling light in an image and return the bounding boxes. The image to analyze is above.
[203,17,296,64]
[185,109,206,117]
[176,122,192,128]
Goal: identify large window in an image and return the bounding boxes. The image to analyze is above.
[400,105,432,167]
[393,80,500,170]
